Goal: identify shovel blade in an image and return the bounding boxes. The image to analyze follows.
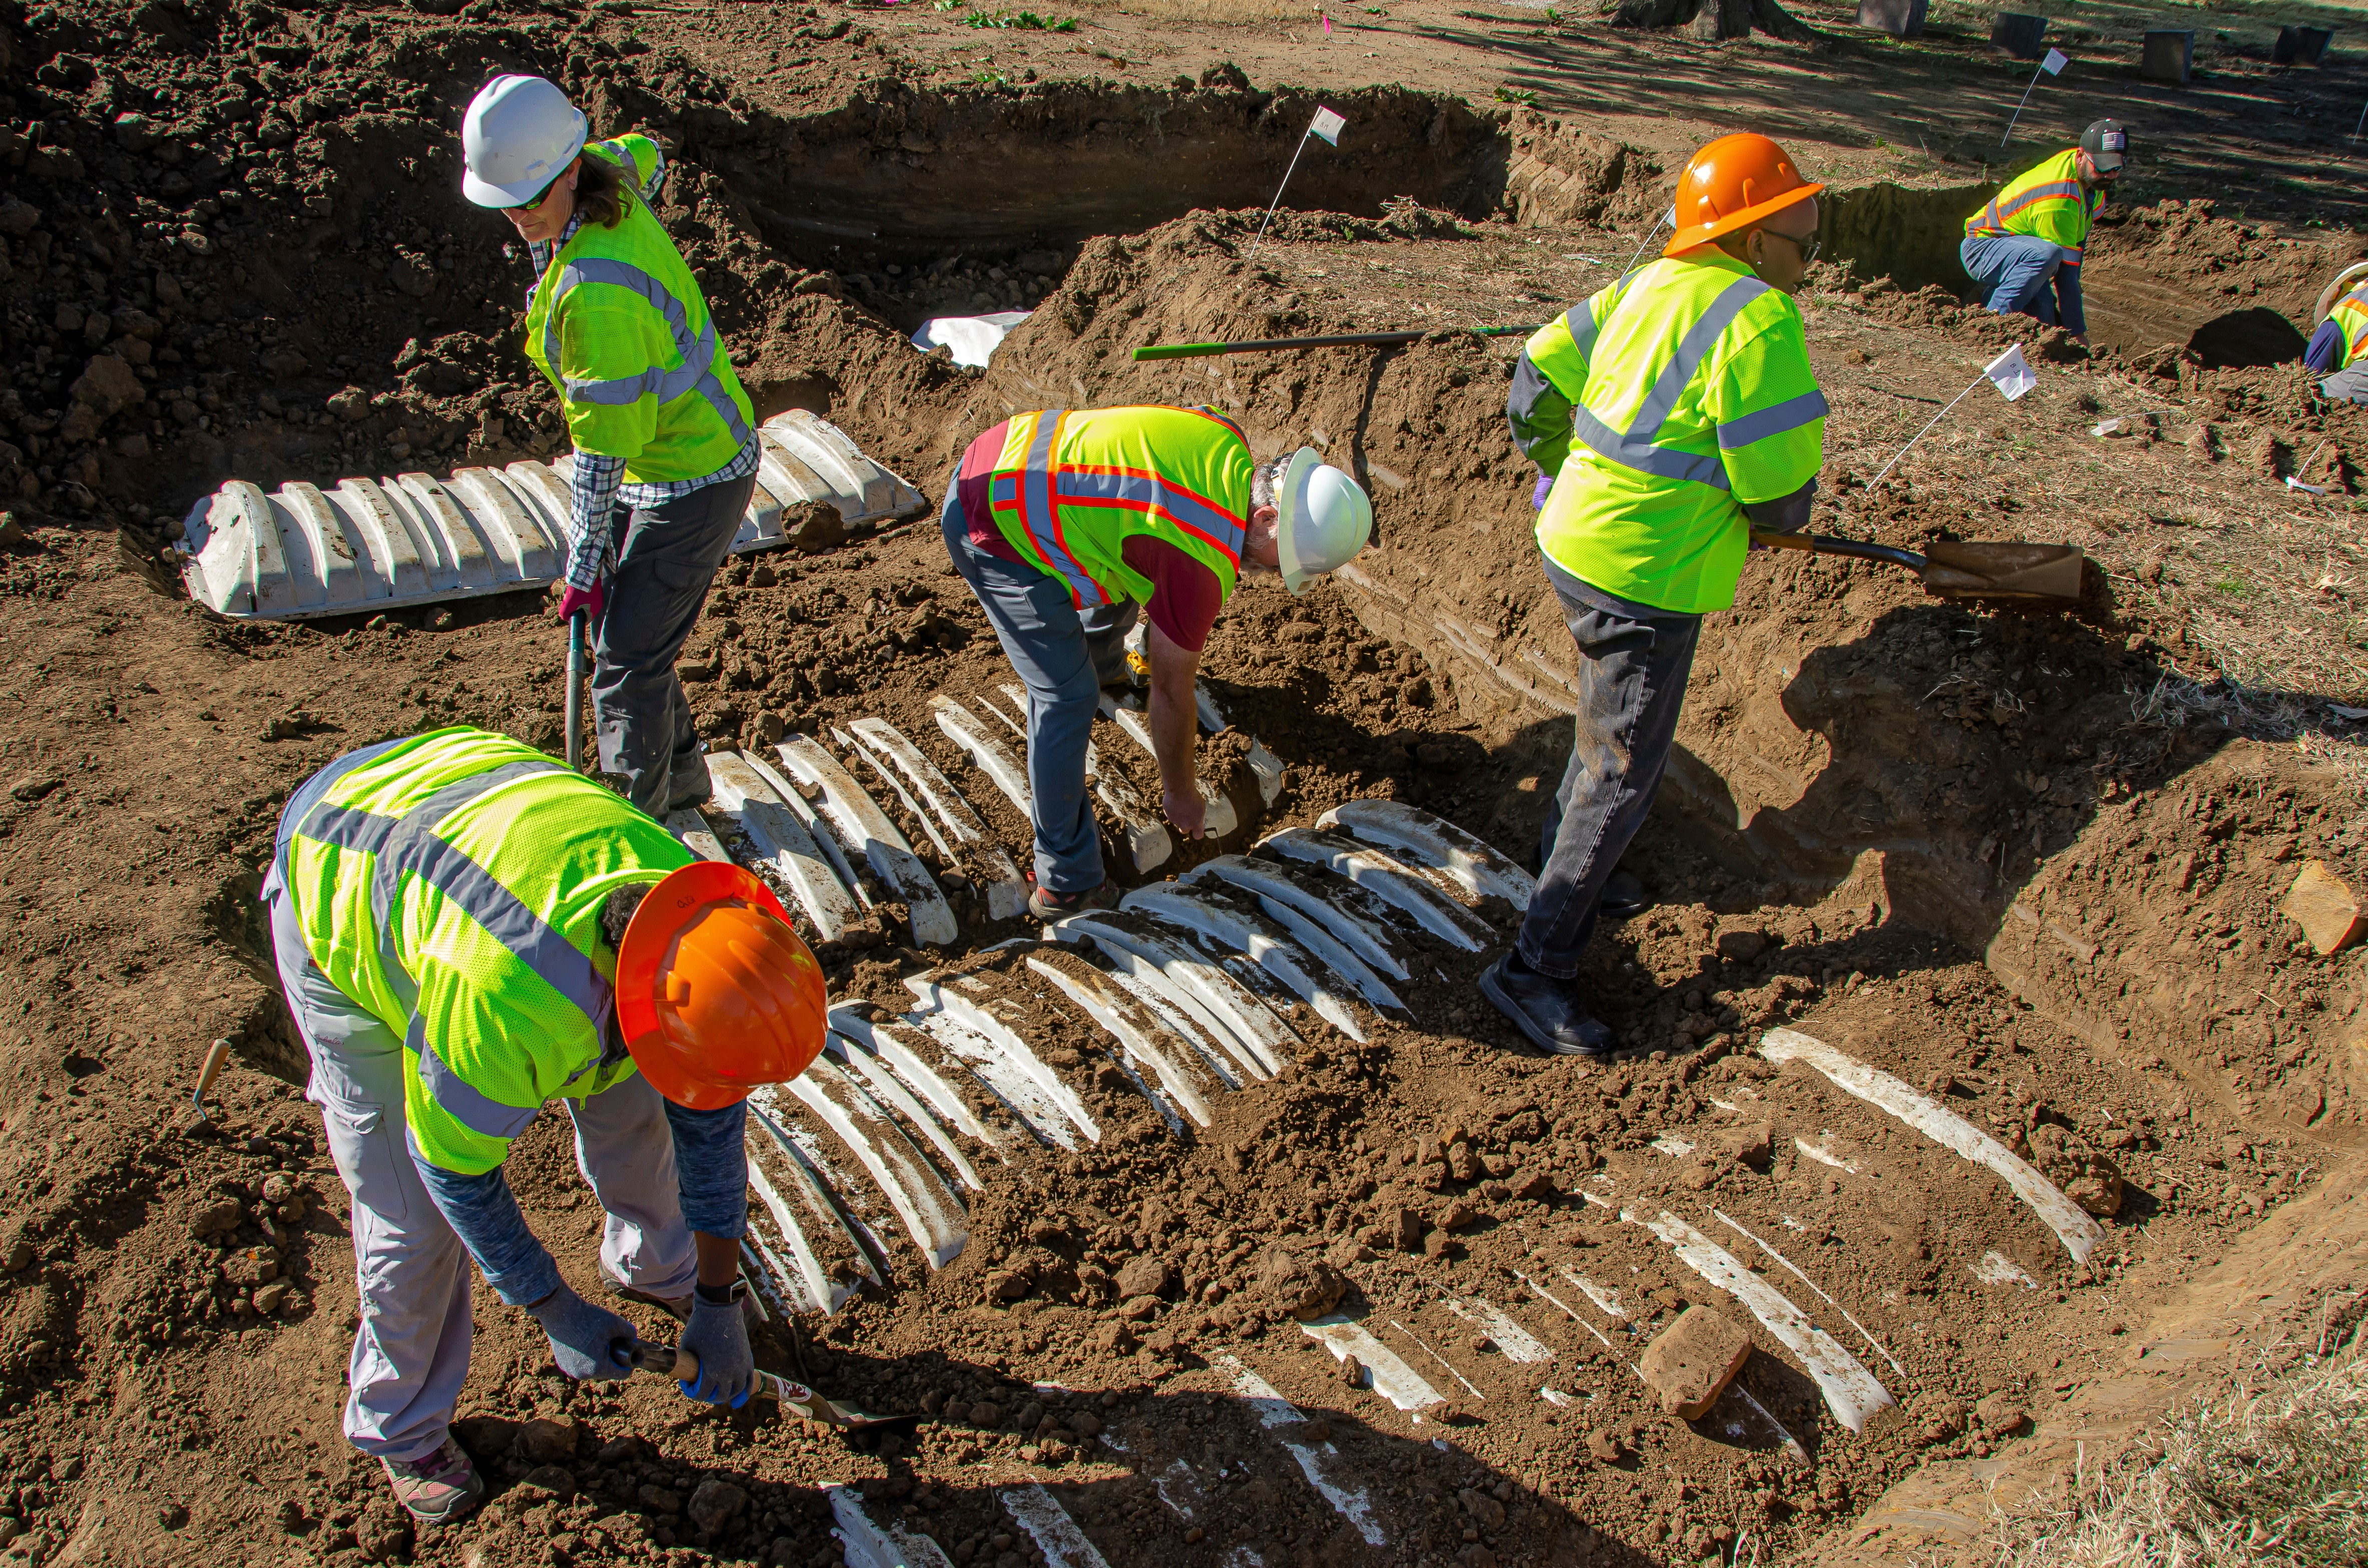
[1918,542,2085,603]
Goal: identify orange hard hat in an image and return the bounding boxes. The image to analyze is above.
[1664,133,1824,257]
[614,860,827,1111]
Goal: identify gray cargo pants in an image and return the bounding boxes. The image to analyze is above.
[1517,555,1702,978]
[259,872,696,1463]
[939,489,1135,893]
[590,471,756,816]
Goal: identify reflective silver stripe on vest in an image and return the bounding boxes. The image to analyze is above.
[542,257,752,448]
[298,758,604,1029]
[1017,409,1112,609]
[409,1015,542,1142]
[1717,388,1830,450]
[1564,274,1775,490]
[1562,267,1646,362]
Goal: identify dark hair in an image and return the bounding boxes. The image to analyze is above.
[600,883,651,950]
[574,151,628,229]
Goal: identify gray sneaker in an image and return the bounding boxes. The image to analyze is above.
[381,1436,482,1526]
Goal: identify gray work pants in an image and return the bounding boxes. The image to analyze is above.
[939,490,1135,892]
[2321,364,2368,405]
[262,877,696,1463]
[1517,556,1702,978]
[590,472,756,816]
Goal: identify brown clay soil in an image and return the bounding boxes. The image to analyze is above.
[5,1,2368,1566]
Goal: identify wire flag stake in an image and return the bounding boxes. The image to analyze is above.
[1868,344,2038,488]
[2001,48,2069,147]
[1246,106,1347,264]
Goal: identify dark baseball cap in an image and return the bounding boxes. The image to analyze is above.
[2081,119,2130,172]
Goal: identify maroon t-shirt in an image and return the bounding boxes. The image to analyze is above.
[957,420,1228,654]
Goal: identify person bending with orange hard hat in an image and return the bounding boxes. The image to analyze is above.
[1491,133,1828,1056]
[261,726,826,1527]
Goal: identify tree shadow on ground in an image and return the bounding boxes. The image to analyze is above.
[437,1327,1785,1568]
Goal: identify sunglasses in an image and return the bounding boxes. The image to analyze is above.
[1765,229,1822,265]
[504,174,564,213]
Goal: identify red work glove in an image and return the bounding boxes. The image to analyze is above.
[558,580,605,623]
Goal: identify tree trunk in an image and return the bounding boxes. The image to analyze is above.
[1691,0,1751,39]
[1748,0,1826,44]
[1608,0,1702,30]
[1610,0,1824,42]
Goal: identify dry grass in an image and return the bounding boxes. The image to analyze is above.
[1980,1346,2368,1567]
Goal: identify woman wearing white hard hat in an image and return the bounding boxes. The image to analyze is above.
[461,73,758,814]
[936,404,1371,917]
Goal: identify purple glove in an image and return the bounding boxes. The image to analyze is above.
[1531,471,1554,510]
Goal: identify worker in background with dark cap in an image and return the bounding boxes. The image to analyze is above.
[1959,119,2130,346]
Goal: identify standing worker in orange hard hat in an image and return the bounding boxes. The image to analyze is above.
[460,74,761,816]
[1491,133,1828,1056]
[260,727,827,1526]
[1959,120,2130,346]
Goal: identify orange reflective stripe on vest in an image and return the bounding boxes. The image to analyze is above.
[987,406,1250,611]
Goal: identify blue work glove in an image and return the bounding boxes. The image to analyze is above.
[524,1284,639,1381]
[678,1284,757,1408]
[1531,471,1553,510]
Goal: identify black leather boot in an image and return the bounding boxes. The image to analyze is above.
[1479,953,1616,1057]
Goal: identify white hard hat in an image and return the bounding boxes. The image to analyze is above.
[461,75,587,209]
[1274,447,1372,596]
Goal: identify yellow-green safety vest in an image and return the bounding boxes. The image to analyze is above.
[2329,285,2368,371]
[1523,249,1828,613]
[276,727,691,1175]
[983,405,1251,610]
[1964,149,2101,270]
[524,134,754,484]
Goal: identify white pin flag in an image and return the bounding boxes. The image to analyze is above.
[2001,49,2070,146]
[1983,342,2038,400]
[1869,343,2037,486]
[1247,108,1349,261]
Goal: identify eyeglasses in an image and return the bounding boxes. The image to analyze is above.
[504,175,563,213]
[1765,229,1822,265]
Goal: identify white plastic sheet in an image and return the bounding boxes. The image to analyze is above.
[910,311,1031,368]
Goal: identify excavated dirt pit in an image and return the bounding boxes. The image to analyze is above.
[4,11,2367,1568]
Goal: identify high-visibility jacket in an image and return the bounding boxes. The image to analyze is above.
[1511,250,1827,613]
[524,134,754,484]
[274,727,692,1176]
[1964,149,2102,271]
[979,405,1251,610]
[2328,285,2368,371]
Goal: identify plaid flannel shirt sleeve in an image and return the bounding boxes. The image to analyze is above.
[565,452,625,594]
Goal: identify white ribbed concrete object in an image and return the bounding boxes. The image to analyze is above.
[175,409,928,620]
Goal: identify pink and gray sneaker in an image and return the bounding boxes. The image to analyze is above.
[381,1436,484,1526]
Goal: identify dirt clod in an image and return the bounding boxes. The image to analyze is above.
[1640,1305,1754,1418]
[2280,860,2366,956]
[1257,1248,1348,1319]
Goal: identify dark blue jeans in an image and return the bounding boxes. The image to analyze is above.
[939,491,1137,892]
[1518,556,1702,979]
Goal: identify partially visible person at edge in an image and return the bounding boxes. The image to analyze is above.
[461,74,760,815]
[263,726,826,1525]
[940,404,1374,917]
[1489,132,1829,1057]
[2303,266,2368,404]
[1958,119,2130,346]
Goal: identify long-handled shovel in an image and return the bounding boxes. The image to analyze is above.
[1751,531,2086,605]
[563,609,586,771]
[627,1342,919,1432]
